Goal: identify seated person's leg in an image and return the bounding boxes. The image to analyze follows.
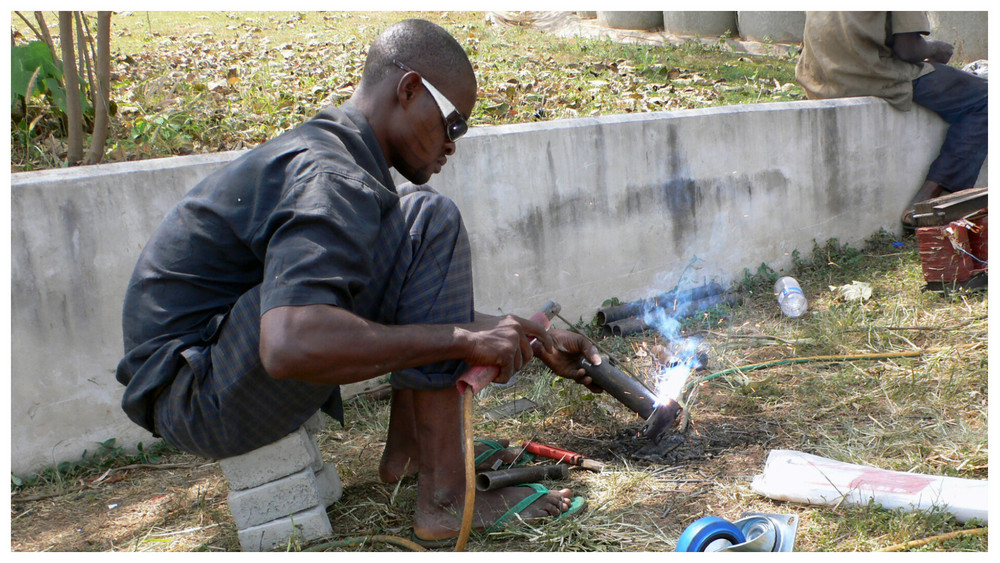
[154,284,339,459]
[411,387,578,542]
[911,63,988,193]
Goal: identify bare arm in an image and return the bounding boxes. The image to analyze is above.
[892,31,953,64]
[259,304,554,386]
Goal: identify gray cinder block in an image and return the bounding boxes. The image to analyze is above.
[220,427,323,491]
[227,467,328,529]
[236,504,333,552]
[314,462,343,507]
[301,410,328,435]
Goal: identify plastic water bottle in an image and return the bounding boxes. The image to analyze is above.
[774,276,807,318]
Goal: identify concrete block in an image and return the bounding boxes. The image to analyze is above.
[662,11,737,37]
[314,462,344,507]
[220,427,323,491]
[227,467,327,529]
[737,11,805,43]
[597,11,663,31]
[236,504,332,552]
[928,11,988,63]
[301,410,328,435]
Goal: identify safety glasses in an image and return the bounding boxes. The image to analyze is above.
[393,60,469,141]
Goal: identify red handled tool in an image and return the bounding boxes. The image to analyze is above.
[523,440,603,472]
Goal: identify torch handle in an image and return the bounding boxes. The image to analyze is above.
[455,306,557,396]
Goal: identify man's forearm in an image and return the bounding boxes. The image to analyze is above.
[260,304,472,385]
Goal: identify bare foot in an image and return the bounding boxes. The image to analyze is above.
[413,483,579,542]
[380,438,523,483]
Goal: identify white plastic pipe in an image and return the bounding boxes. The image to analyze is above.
[751,450,987,524]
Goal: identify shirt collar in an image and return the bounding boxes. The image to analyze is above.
[339,101,395,192]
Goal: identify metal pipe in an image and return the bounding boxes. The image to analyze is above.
[580,359,682,444]
[597,283,724,325]
[475,464,570,491]
[610,316,651,337]
[605,291,743,337]
[580,359,658,419]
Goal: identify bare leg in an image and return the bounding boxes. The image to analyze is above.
[379,389,419,483]
[410,387,577,541]
[380,388,524,483]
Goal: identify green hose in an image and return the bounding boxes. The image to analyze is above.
[684,349,931,392]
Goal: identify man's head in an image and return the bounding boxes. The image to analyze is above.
[354,19,477,185]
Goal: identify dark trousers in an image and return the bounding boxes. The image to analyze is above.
[912,62,988,191]
[153,184,475,458]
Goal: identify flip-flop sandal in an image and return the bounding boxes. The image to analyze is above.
[412,483,588,548]
[485,482,587,533]
[474,439,534,468]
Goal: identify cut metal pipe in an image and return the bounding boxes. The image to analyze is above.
[597,283,725,325]
[580,359,682,444]
[580,359,658,419]
[605,291,744,337]
[609,316,651,337]
[475,464,571,491]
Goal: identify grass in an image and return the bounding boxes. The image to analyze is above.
[11,230,986,552]
[10,11,806,171]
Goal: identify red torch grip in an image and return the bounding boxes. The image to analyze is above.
[455,311,552,397]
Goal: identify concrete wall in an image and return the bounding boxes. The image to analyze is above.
[928,11,989,62]
[9,97,986,477]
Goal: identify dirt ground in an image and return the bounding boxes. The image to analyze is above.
[9,383,780,552]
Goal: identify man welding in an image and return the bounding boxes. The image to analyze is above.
[116,18,600,544]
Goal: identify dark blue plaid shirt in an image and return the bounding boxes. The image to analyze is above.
[117,103,398,433]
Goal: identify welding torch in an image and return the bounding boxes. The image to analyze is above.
[456,300,563,396]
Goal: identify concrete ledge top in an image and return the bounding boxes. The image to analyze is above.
[11,150,248,185]
[468,96,891,136]
[11,97,894,184]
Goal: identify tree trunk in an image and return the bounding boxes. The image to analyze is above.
[33,11,61,77]
[84,12,112,165]
[59,11,83,165]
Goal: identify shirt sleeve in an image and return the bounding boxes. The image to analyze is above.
[889,11,931,35]
[259,171,383,314]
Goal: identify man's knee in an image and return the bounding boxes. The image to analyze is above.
[397,182,465,236]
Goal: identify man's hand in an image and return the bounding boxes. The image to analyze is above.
[459,314,555,383]
[925,40,953,64]
[892,32,953,65]
[531,329,605,393]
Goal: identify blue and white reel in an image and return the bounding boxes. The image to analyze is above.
[676,513,798,552]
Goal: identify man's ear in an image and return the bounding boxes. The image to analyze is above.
[396,72,422,109]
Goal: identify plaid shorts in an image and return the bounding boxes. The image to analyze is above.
[153,184,474,458]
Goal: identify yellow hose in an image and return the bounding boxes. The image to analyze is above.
[877,527,987,552]
[309,387,477,552]
[454,387,476,551]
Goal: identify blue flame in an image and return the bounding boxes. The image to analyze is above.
[641,297,705,404]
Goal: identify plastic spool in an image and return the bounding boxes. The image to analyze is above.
[675,516,747,552]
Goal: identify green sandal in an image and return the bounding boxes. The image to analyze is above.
[485,482,587,533]
[413,482,587,547]
[474,439,533,468]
